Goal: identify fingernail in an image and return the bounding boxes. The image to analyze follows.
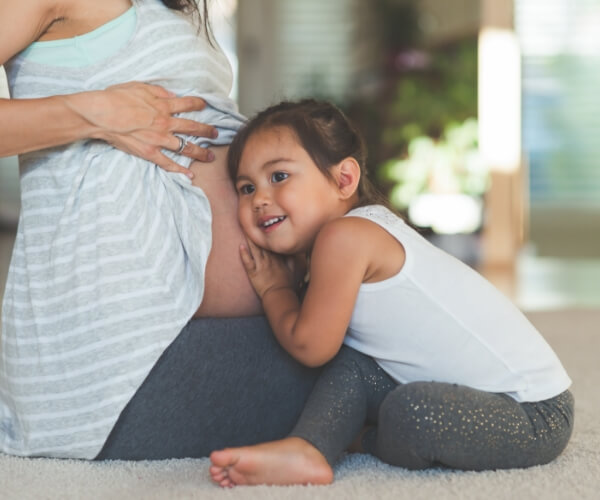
[187,171,194,179]
[211,128,219,139]
[207,151,215,161]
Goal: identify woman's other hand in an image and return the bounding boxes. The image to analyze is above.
[64,82,218,178]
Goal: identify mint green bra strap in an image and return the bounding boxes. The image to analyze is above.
[20,7,136,68]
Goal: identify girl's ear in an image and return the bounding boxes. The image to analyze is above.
[333,157,361,200]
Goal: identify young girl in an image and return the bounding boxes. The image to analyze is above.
[209,100,574,486]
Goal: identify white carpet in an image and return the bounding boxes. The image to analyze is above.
[1,309,599,500]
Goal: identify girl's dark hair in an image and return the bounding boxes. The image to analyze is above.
[228,99,392,210]
[160,0,212,42]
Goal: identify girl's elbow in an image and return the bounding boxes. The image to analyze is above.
[300,356,328,368]
[295,348,338,368]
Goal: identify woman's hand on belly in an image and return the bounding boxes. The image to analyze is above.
[72,82,218,174]
[190,147,263,317]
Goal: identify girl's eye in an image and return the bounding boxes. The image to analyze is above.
[238,184,255,195]
[271,171,288,183]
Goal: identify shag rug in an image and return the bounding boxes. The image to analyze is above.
[1,309,599,500]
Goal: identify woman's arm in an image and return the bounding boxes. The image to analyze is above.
[0,1,217,175]
[241,218,372,367]
[0,85,217,175]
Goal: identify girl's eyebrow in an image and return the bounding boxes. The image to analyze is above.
[262,157,293,168]
[235,174,252,184]
[236,157,294,183]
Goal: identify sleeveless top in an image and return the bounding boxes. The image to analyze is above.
[19,5,137,67]
[344,205,571,403]
[1,0,245,458]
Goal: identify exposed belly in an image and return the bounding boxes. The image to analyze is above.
[190,145,262,317]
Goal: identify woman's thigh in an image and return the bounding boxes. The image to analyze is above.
[96,316,319,460]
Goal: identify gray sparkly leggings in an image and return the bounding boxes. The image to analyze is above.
[290,346,574,470]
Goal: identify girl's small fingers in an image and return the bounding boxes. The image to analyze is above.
[239,244,255,269]
[245,239,265,259]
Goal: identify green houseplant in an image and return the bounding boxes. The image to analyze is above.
[380,118,489,234]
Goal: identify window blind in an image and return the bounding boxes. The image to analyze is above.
[516,0,600,206]
[273,0,356,101]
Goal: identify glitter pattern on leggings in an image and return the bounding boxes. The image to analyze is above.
[291,346,574,470]
[374,381,574,470]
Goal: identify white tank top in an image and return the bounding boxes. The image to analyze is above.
[344,205,571,403]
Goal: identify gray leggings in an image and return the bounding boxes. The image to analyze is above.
[290,346,574,470]
[96,316,320,460]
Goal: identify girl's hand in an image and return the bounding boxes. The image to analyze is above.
[239,239,296,299]
[63,82,218,178]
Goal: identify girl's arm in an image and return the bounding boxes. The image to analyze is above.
[0,1,216,175]
[241,217,377,367]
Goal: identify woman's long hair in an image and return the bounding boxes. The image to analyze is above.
[160,0,212,41]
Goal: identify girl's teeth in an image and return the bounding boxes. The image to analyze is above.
[263,216,284,227]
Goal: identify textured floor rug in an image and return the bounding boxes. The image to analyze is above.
[1,309,598,500]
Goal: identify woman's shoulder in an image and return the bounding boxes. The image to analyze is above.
[0,0,60,63]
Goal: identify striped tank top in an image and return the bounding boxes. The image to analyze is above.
[1,0,245,458]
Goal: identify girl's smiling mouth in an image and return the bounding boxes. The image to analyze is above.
[259,215,287,231]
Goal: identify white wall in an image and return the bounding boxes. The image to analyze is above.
[0,66,20,226]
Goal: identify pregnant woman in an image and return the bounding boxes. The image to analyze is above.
[0,0,318,459]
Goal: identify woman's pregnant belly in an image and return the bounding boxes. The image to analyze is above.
[190,145,263,317]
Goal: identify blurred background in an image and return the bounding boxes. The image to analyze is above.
[2,0,600,311]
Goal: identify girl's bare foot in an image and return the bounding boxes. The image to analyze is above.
[209,437,333,487]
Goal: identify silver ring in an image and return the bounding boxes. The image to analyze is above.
[175,136,187,154]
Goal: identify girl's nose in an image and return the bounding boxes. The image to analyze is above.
[252,188,270,210]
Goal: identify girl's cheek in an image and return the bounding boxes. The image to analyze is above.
[239,206,253,232]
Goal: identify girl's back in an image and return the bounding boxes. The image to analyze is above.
[345,205,571,403]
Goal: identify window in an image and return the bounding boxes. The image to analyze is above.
[516,0,600,206]
[236,0,360,115]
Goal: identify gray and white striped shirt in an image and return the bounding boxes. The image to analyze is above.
[1,0,245,458]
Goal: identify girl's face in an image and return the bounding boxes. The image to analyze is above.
[235,126,345,255]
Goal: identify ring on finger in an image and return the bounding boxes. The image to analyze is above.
[175,136,187,154]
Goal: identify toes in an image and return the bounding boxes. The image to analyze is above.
[210,448,238,467]
[209,465,224,475]
[209,465,231,485]
[211,471,228,482]
[219,478,236,488]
